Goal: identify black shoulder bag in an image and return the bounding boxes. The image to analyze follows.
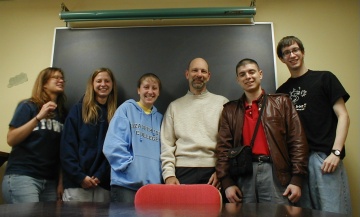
[228,94,267,176]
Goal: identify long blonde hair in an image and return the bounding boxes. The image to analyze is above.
[82,68,118,124]
[30,67,67,118]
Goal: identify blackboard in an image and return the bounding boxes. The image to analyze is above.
[52,23,276,114]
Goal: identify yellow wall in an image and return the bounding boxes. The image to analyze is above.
[0,0,359,215]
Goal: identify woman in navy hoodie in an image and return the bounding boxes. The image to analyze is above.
[103,73,163,203]
[60,68,117,202]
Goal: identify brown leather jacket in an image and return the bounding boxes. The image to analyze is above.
[216,93,309,190]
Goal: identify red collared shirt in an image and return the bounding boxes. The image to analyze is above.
[243,100,270,155]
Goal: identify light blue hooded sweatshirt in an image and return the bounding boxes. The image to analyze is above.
[103,99,163,191]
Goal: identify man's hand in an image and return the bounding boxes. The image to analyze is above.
[283,184,301,203]
[165,176,180,185]
[207,172,221,189]
[321,154,340,173]
[225,185,243,203]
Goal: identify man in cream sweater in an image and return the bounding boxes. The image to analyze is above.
[161,57,228,187]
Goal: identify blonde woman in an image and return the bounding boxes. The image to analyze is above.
[60,68,117,202]
[2,67,67,203]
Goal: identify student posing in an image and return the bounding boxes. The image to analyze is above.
[103,73,163,203]
[2,67,67,203]
[60,68,117,202]
[216,58,309,205]
[276,36,352,215]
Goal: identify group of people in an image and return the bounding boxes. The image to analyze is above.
[1,36,351,215]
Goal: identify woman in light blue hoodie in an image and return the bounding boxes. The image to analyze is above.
[103,73,163,203]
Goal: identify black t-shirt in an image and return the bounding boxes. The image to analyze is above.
[276,70,350,158]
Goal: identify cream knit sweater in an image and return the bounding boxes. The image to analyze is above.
[161,91,229,181]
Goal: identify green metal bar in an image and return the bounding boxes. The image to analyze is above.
[59,7,256,22]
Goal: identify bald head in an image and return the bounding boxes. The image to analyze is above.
[185,57,211,95]
[187,58,209,71]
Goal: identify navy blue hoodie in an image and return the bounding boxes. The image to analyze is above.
[60,99,110,190]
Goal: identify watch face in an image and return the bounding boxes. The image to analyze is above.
[334,150,341,156]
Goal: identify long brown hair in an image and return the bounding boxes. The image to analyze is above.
[30,67,67,118]
[82,68,118,124]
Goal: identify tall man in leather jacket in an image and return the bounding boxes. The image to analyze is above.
[216,58,309,205]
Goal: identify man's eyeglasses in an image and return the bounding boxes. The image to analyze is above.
[282,47,301,58]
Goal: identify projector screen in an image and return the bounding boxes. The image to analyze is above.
[52,23,276,114]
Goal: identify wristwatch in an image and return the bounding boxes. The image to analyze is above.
[332,149,341,157]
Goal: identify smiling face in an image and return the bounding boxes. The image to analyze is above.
[93,71,113,104]
[280,42,305,72]
[185,58,210,94]
[137,77,160,109]
[43,70,65,97]
[236,62,263,94]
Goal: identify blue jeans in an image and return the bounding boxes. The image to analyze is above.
[306,151,352,215]
[2,174,57,204]
[110,185,136,204]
